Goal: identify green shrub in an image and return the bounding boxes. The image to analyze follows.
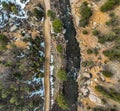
[79,2,92,27]
[106,17,118,26]
[47,10,56,20]
[82,30,88,35]
[10,97,17,104]
[56,94,68,110]
[0,34,8,44]
[101,70,113,77]
[56,45,63,53]
[100,0,120,12]
[92,30,99,36]
[52,19,62,33]
[57,69,67,81]
[103,49,120,61]
[11,5,18,14]
[109,12,115,17]
[82,61,94,67]
[2,2,18,14]
[87,49,93,54]
[0,34,8,51]
[2,2,10,10]
[33,8,44,19]
[94,48,99,55]
[98,32,116,44]
[79,19,88,27]
[95,85,120,103]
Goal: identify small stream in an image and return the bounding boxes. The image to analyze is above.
[59,0,80,110]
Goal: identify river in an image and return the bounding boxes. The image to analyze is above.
[59,0,80,110]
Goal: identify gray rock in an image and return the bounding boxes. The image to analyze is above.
[83,72,91,78]
[10,25,18,32]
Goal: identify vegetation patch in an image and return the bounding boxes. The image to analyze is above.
[33,8,44,20]
[95,85,120,103]
[87,49,93,54]
[103,49,120,61]
[92,30,99,36]
[47,10,56,20]
[57,69,67,81]
[52,19,63,33]
[2,2,18,14]
[56,45,63,53]
[101,70,113,77]
[56,94,68,110]
[82,60,94,67]
[79,1,92,27]
[100,0,120,12]
[82,30,88,35]
[98,32,116,44]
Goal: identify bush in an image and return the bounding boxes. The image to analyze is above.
[94,48,99,55]
[100,0,120,12]
[87,49,93,54]
[56,94,68,110]
[52,19,63,33]
[82,61,94,67]
[11,5,18,14]
[82,30,88,35]
[57,69,67,81]
[106,17,118,26]
[79,19,88,27]
[109,12,115,17]
[0,34,8,51]
[79,2,92,27]
[92,30,99,36]
[33,8,44,19]
[95,85,120,103]
[47,10,56,20]
[103,49,120,61]
[101,70,113,77]
[0,34,8,44]
[98,32,116,44]
[56,45,63,53]
[2,2,10,10]
[10,97,17,104]
[2,2,18,14]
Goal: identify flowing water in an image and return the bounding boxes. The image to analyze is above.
[59,0,80,110]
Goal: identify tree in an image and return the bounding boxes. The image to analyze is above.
[0,34,8,44]
[100,0,120,12]
[33,8,44,19]
[52,19,62,33]
[47,10,56,20]
[101,70,113,77]
[10,96,17,104]
[11,5,18,14]
[87,49,93,54]
[2,2,10,10]
[2,90,8,98]
[82,30,88,35]
[57,69,67,81]
[92,30,99,36]
[56,45,63,53]
[56,94,68,110]
[79,2,92,27]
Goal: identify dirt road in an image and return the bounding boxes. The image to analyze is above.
[43,0,51,111]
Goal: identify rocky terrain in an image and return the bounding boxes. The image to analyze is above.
[70,0,120,111]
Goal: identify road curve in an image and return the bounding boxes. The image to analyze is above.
[43,0,51,111]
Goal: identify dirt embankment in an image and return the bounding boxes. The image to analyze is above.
[70,0,120,110]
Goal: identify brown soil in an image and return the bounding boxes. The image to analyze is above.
[43,0,51,110]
